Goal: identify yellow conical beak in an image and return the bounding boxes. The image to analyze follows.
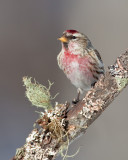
[58,36,68,43]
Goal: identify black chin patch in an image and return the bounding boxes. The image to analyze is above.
[63,42,68,49]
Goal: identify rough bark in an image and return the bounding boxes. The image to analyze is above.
[11,50,128,160]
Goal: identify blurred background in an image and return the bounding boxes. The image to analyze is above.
[0,0,128,160]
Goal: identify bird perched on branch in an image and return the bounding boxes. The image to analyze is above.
[57,29,104,103]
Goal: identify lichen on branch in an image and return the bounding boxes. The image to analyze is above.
[23,77,57,110]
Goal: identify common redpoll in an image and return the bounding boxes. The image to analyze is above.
[57,30,104,101]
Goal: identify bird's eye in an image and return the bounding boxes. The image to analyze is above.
[72,36,76,39]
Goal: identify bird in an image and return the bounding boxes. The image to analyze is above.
[57,29,104,103]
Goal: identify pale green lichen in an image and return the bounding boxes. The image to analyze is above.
[115,76,128,91]
[23,76,57,110]
[60,136,80,160]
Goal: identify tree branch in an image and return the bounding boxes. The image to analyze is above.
[11,50,128,160]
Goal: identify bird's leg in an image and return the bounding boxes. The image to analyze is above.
[91,81,96,87]
[72,88,81,104]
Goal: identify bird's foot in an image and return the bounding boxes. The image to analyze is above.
[72,90,81,104]
[72,98,80,104]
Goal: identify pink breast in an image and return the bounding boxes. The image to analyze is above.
[62,51,91,75]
